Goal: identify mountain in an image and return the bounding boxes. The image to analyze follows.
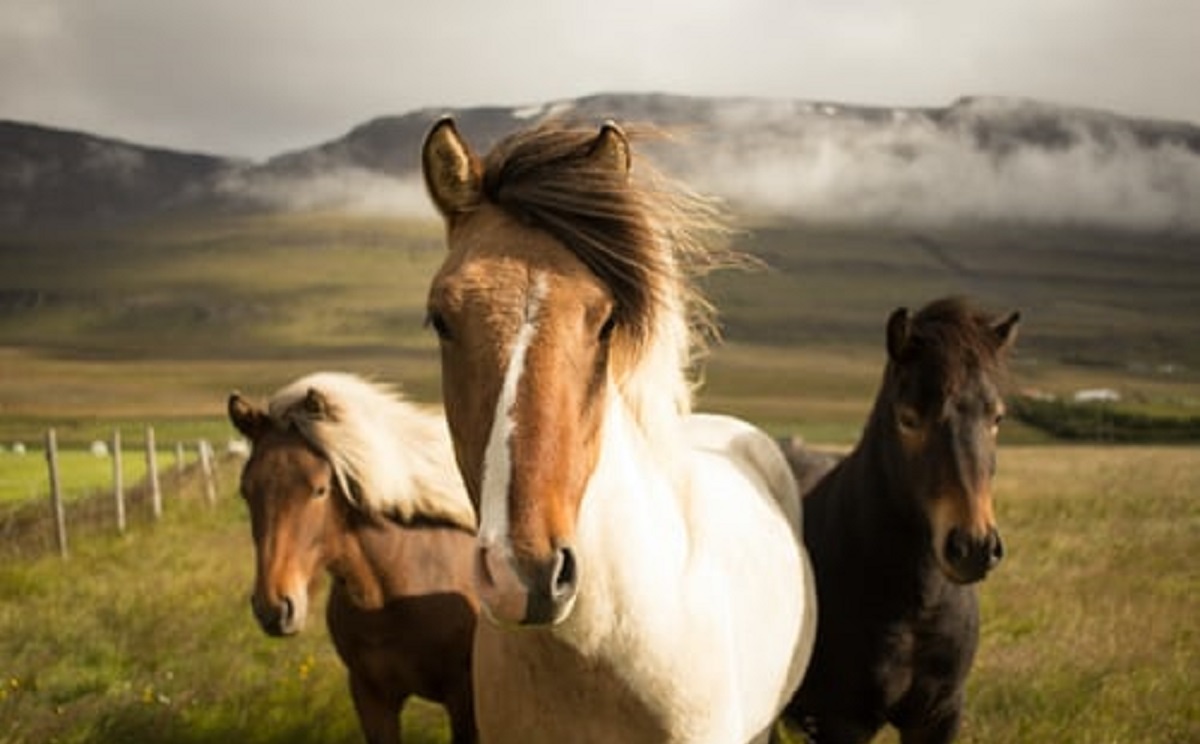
[5,93,1200,231]
[0,121,244,230]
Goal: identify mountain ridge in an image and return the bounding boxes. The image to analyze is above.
[4,92,1200,232]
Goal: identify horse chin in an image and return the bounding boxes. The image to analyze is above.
[936,558,988,585]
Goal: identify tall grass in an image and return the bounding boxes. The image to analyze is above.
[1,447,1195,742]
[961,446,1199,742]
[0,459,449,744]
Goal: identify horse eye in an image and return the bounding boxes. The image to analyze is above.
[598,313,617,342]
[425,310,452,341]
[313,484,329,499]
[896,407,921,431]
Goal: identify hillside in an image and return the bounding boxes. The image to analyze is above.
[1,93,1197,429]
[0,213,1195,434]
[0,121,243,229]
[5,92,1200,231]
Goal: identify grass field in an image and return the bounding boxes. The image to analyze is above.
[0,447,199,505]
[1,211,1197,741]
[0,446,1195,743]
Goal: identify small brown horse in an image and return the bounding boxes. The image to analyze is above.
[783,297,1019,744]
[228,372,479,744]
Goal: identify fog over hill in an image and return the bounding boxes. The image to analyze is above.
[4,93,1200,232]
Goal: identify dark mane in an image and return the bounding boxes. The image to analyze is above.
[479,120,728,348]
[902,296,1011,395]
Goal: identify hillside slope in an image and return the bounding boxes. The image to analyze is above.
[5,93,1200,232]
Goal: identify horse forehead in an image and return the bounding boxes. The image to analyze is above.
[245,431,329,487]
[435,210,610,326]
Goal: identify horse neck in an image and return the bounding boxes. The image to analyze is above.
[835,389,928,550]
[615,296,695,484]
[565,392,692,645]
[322,500,405,610]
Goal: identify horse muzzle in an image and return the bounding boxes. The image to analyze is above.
[475,541,578,627]
[250,591,308,637]
[941,526,1004,584]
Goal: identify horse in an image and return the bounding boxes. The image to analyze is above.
[227,371,480,744]
[782,297,1020,744]
[419,116,816,744]
[776,435,842,497]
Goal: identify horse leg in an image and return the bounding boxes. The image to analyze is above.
[444,678,478,744]
[800,716,881,744]
[897,704,962,744]
[349,672,404,744]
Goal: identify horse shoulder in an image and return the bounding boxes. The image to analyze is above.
[681,413,816,735]
[684,413,801,536]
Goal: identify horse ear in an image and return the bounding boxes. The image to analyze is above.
[422,116,482,220]
[993,310,1021,352]
[588,121,631,176]
[228,393,268,440]
[302,388,335,420]
[886,307,911,362]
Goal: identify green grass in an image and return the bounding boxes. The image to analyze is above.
[0,461,452,744]
[0,211,1197,740]
[2,447,1195,743]
[0,448,199,505]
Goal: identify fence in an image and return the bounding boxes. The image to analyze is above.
[1,426,227,559]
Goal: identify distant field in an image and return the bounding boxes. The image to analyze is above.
[1,213,1196,428]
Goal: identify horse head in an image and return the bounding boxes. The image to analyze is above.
[229,390,340,635]
[421,119,648,627]
[881,298,1020,584]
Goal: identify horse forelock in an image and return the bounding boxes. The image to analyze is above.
[475,120,731,446]
[904,297,1011,398]
[267,372,475,532]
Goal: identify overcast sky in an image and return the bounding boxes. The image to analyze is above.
[2,0,1198,160]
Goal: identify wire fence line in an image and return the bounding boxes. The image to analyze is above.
[1,426,237,559]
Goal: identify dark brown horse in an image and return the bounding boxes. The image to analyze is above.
[228,372,479,744]
[783,297,1019,744]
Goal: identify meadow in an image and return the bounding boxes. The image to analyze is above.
[0,445,1194,743]
[1,212,1197,741]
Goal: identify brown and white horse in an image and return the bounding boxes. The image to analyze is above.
[229,372,479,744]
[420,118,816,743]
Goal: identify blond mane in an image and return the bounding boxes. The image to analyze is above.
[268,372,475,531]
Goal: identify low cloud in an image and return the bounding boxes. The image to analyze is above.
[214,167,436,219]
[684,99,1200,232]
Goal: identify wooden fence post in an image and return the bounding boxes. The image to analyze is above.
[175,441,186,487]
[199,440,217,506]
[112,428,126,535]
[45,429,68,559]
[146,426,162,520]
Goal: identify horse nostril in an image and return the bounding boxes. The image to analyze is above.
[553,546,578,598]
[944,528,969,564]
[988,530,1005,567]
[280,595,295,625]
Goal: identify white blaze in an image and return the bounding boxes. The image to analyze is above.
[478,273,549,549]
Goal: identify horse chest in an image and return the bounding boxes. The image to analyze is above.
[473,623,673,744]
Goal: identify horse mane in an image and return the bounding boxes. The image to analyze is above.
[268,372,476,532]
[479,120,735,442]
[904,296,1012,394]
